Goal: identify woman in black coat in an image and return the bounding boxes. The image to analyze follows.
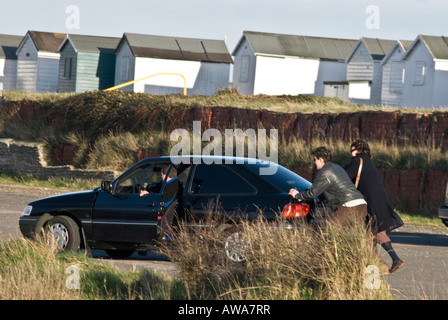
[345,140,404,273]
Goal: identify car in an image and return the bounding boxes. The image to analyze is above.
[19,156,318,260]
[438,181,448,227]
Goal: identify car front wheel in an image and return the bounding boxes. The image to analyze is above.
[45,216,81,252]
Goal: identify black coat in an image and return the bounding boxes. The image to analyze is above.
[345,155,403,233]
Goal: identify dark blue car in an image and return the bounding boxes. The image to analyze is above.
[19,156,314,260]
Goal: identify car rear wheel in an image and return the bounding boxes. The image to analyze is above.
[222,226,249,263]
[45,216,81,252]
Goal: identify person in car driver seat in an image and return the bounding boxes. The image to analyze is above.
[140,165,180,238]
[140,165,179,204]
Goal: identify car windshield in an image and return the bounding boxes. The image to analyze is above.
[246,162,311,192]
[115,164,165,194]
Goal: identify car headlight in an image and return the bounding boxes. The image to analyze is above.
[23,205,33,216]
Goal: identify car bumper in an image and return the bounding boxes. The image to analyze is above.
[438,205,448,226]
[19,216,40,237]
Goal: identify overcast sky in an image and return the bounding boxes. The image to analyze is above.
[1,0,447,52]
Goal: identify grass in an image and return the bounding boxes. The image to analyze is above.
[399,210,445,228]
[0,216,394,300]
[0,171,100,191]
[4,89,447,114]
[2,90,77,102]
[0,238,78,299]
[2,90,448,171]
[0,217,392,300]
[0,237,181,300]
[278,137,448,172]
[161,216,393,300]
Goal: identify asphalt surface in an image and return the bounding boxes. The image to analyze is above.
[386,226,448,299]
[2,183,448,300]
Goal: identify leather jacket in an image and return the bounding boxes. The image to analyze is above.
[295,162,365,209]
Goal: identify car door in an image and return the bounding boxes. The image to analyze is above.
[92,162,167,244]
[183,163,259,221]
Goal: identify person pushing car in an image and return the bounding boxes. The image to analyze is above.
[289,146,367,227]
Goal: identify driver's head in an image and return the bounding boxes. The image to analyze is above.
[162,165,177,180]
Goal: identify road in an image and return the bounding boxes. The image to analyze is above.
[1,184,448,299]
[386,226,448,299]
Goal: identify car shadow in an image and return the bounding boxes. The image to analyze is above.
[389,231,448,247]
[91,249,170,261]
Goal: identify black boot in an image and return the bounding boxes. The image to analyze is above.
[381,241,404,273]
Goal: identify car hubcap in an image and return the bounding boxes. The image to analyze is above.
[225,232,248,263]
[49,223,69,250]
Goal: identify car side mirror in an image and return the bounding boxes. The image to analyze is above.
[101,180,112,193]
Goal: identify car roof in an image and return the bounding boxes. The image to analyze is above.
[115,155,311,192]
[139,155,275,166]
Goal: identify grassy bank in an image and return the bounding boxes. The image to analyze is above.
[0,218,392,300]
[2,89,425,114]
[2,90,447,171]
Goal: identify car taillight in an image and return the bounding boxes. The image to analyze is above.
[282,203,310,218]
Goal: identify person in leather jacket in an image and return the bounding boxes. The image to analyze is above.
[289,147,367,227]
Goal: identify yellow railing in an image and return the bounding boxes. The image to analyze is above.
[104,72,187,95]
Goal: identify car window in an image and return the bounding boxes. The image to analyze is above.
[189,164,256,195]
[177,165,191,187]
[116,164,164,194]
[246,163,311,192]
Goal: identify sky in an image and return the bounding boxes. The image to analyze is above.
[1,0,447,53]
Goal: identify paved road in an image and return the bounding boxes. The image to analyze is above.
[2,184,448,299]
[386,226,448,300]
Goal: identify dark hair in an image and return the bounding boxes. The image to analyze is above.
[350,140,371,157]
[162,165,178,178]
[312,147,332,163]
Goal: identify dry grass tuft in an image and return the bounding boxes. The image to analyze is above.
[162,216,393,300]
[0,237,81,300]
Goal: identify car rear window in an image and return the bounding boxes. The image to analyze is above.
[246,163,311,192]
[189,164,257,195]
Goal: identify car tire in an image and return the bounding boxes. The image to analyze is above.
[222,225,248,263]
[105,250,134,259]
[45,216,81,252]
